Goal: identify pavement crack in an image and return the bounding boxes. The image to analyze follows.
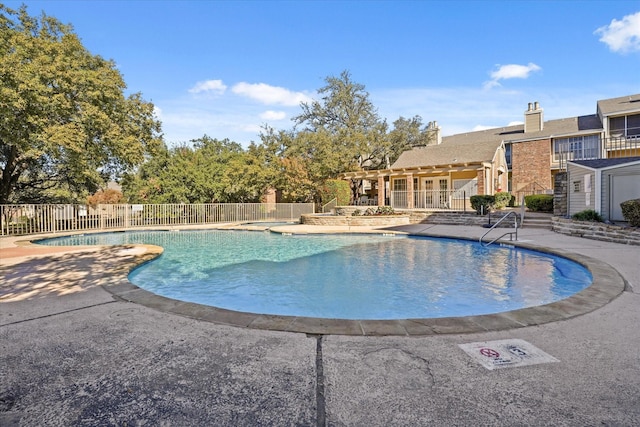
[314,334,327,427]
[0,300,117,327]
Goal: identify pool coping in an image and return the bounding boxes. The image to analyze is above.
[10,226,627,336]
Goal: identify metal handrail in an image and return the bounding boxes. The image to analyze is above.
[480,211,519,247]
[321,198,337,213]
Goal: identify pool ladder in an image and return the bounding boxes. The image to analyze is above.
[480,211,520,247]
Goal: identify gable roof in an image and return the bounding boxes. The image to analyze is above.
[391,137,502,169]
[597,94,640,117]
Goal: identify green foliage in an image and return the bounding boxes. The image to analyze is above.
[470,195,495,215]
[318,179,351,206]
[525,194,554,212]
[620,199,640,227]
[493,192,511,209]
[572,209,603,222]
[122,136,273,203]
[0,5,161,203]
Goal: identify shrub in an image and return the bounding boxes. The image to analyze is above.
[494,192,511,210]
[376,206,395,215]
[470,195,495,215]
[319,179,351,206]
[572,209,603,222]
[620,198,640,227]
[352,206,397,216]
[525,194,553,212]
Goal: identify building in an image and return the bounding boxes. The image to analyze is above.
[342,93,640,211]
[567,157,640,222]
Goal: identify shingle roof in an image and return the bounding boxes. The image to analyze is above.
[389,93,638,171]
[391,138,501,168]
[597,94,640,116]
[390,114,602,169]
[570,156,640,169]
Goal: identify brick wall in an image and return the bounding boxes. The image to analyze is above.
[477,169,485,194]
[511,139,552,192]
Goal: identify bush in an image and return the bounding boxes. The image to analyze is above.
[319,179,351,206]
[356,206,396,216]
[572,209,603,222]
[620,199,640,227]
[470,195,495,215]
[494,192,511,209]
[525,194,553,212]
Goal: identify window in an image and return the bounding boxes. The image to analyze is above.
[573,181,581,192]
[392,178,407,192]
[453,179,478,199]
[610,113,640,137]
[505,143,512,168]
[554,135,599,161]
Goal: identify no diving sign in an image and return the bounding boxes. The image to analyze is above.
[459,339,559,370]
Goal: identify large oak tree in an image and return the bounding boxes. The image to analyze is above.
[0,5,161,204]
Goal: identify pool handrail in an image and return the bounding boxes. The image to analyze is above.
[480,211,519,247]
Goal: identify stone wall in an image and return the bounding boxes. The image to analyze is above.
[554,172,567,216]
[552,217,640,246]
[300,214,410,227]
[404,210,488,226]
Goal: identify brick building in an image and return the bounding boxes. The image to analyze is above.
[342,93,640,209]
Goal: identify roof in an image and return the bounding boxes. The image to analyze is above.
[390,112,603,169]
[391,137,502,169]
[597,93,640,117]
[569,156,640,170]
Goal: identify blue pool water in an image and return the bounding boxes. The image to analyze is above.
[38,230,592,320]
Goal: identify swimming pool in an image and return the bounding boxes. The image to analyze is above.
[38,230,593,320]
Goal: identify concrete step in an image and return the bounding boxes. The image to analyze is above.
[522,217,552,229]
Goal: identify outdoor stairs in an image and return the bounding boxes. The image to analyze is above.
[521,212,553,229]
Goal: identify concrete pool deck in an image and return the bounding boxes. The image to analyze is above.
[1,224,639,425]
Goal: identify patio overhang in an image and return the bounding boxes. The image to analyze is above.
[340,163,485,180]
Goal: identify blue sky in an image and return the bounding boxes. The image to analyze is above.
[8,0,640,146]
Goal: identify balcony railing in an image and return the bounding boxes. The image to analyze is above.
[390,190,470,211]
[555,135,640,169]
[0,203,315,236]
[603,135,640,157]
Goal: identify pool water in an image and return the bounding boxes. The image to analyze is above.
[39,230,593,320]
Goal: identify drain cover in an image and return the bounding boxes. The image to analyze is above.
[459,339,559,370]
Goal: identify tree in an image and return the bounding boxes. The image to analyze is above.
[122,136,272,203]
[0,5,161,204]
[291,70,389,201]
[86,188,125,207]
[387,116,437,166]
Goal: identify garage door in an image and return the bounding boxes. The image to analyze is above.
[611,174,640,221]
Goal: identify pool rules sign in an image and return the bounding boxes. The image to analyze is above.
[459,339,559,370]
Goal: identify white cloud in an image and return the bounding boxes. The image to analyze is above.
[188,79,227,94]
[260,110,287,120]
[484,63,542,89]
[595,11,640,53]
[232,82,312,106]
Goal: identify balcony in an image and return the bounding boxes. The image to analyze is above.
[603,135,640,158]
[555,135,640,169]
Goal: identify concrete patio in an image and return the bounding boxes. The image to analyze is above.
[1,224,639,426]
